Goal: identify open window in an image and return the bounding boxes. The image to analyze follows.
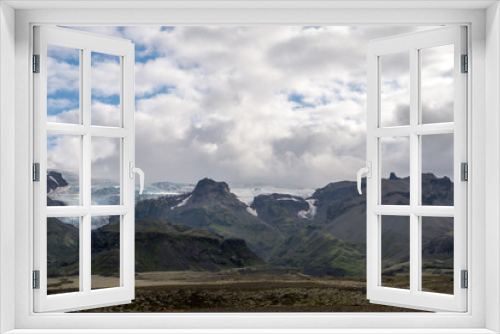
[33,26,140,312]
[362,26,467,312]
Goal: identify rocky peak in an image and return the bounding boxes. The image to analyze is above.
[389,172,399,180]
[47,171,69,193]
[311,181,358,203]
[189,178,242,207]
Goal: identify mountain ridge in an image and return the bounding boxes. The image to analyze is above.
[48,171,454,277]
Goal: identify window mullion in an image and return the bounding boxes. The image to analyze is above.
[82,47,92,294]
[409,47,420,294]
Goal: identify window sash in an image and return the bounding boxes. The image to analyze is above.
[33,25,136,313]
[366,26,468,312]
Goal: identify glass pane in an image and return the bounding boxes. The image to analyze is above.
[381,137,410,205]
[91,137,121,205]
[421,44,454,124]
[381,215,410,290]
[91,215,121,290]
[421,217,454,295]
[421,134,454,206]
[380,51,410,127]
[47,134,81,206]
[47,217,80,295]
[47,44,80,124]
[91,52,121,127]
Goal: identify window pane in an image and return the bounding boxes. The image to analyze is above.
[47,217,80,295]
[421,134,454,206]
[381,215,410,290]
[91,52,121,127]
[47,44,80,124]
[421,217,454,295]
[47,134,81,206]
[421,45,454,124]
[381,137,410,205]
[91,215,121,290]
[380,51,410,127]
[91,137,121,205]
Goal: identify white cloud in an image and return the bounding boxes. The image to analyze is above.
[91,56,121,97]
[91,101,121,127]
[47,108,79,124]
[47,56,79,95]
[47,135,80,174]
[48,98,76,110]
[91,137,121,183]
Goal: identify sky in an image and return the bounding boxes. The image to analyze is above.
[46,26,455,189]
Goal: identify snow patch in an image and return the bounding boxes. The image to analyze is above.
[232,186,314,205]
[277,197,299,202]
[298,199,317,220]
[171,195,191,210]
[48,175,58,186]
[246,207,258,217]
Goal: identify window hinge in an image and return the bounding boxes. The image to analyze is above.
[33,54,40,73]
[33,270,40,289]
[461,54,468,73]
[461,162,468,181]
[461,270,468,289]
[33,163,40,182]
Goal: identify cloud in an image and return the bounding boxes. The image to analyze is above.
[47,56,79,95]
[91,53,121,98]
[381,136,410,178]
[91,101,121,127]
[47,135,81,174]
[48,25,456,189]
[47,108,79,124]
[48,98,76,110]
[422,133,454,180]
[91,137,121,183]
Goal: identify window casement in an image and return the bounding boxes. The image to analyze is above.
[32,24,468,315]
[361,26,468,312]
[4,3,494,333]
[33,26,141,312]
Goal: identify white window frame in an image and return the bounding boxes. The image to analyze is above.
[0,1,499,333]
[365,26,468,312]
[33,26,136,313]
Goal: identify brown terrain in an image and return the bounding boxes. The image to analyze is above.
[45,269,449,313]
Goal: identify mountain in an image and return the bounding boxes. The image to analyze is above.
[47,217,79,277]
[48,172,454,278]
[249,193,312,238]
[47,171,68,193]
[47,171,69,206]
[268,173,454,276]
[269,224,365,276]
[268,180,367,275]
[47,216,263,277]
[136,178,284,259]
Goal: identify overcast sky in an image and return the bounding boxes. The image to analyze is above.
[46,26,454,189]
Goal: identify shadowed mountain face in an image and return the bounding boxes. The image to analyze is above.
[47,171,68,193]
[47,217,263,277]
[47,217,79,277]
[250,193,311,238]
[47,171,69,206]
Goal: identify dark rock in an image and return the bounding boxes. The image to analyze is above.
[47,171,68,193]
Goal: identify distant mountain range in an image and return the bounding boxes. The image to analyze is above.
[47,171,454,277]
